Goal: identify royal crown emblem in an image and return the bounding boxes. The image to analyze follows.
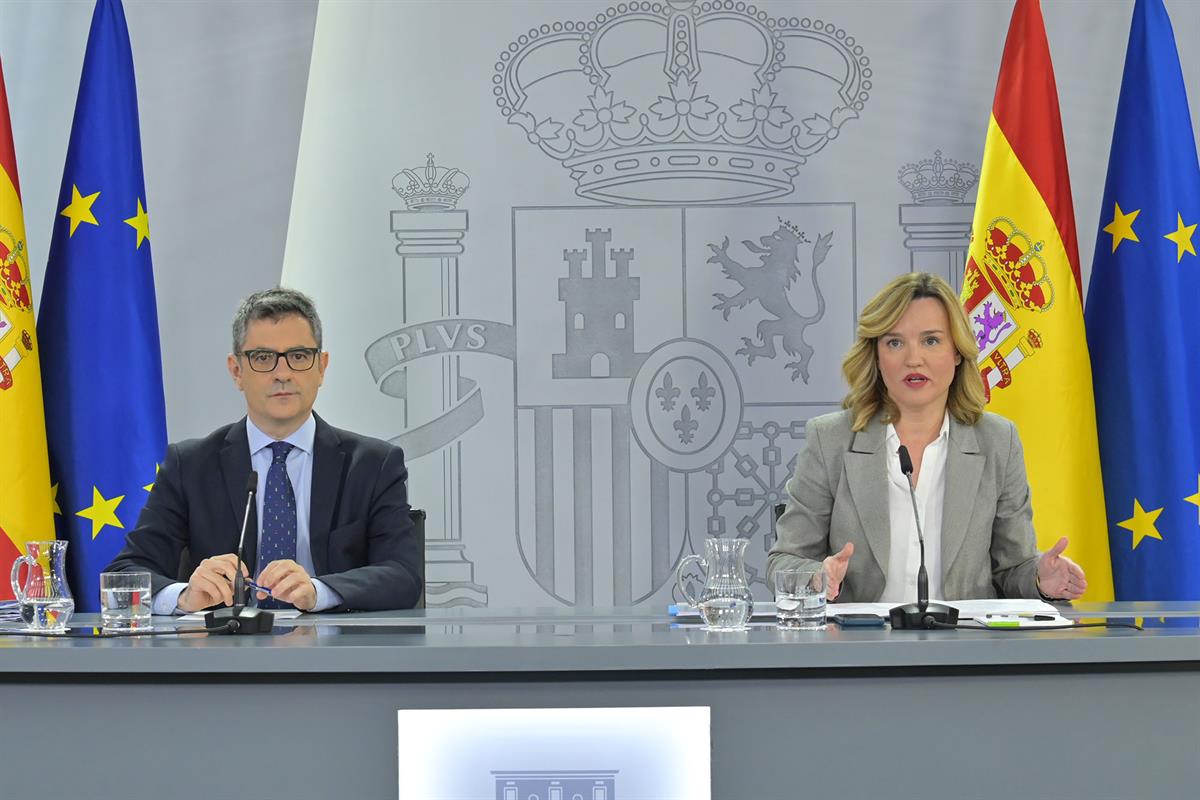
[392,153,470,210]
[897,150,979,205]
[494,0,871,204]
[0,224,31,313]
[977,216,1054,313]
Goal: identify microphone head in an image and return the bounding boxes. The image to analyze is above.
[233,571,246,607]
[897,445,914,476]
[245,471,258,496]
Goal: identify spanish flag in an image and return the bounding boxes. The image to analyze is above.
[0,55,56,597]
[961,0,1113,599]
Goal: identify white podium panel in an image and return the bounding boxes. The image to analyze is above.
[397,706,711,800]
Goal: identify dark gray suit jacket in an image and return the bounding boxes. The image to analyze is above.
[767,409,1041,601]
[106,414,423,611]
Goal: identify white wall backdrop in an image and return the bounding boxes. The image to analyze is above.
[5,0,1200,610]
[281,0,1200,609]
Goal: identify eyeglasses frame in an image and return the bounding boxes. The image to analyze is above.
[236,347,322,373]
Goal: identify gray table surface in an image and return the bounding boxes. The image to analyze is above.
[1,602,1197,675]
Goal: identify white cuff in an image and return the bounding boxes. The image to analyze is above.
[152,582,189,615]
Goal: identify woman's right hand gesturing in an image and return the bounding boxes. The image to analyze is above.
[822,542,855,601]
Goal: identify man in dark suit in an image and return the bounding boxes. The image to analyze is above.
[106,288,422,612]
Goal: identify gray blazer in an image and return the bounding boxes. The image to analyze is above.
[767,409,1041,601]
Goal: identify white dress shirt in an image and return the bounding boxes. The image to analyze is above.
[878,412,950,603]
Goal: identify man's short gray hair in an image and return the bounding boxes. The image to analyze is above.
[231,287,323,353]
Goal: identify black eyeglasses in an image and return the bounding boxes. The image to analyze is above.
[238,348,321,373]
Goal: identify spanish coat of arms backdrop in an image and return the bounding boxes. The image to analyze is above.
[279,0,1134,608]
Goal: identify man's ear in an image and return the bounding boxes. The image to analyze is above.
[227,353,243,389]
[317,351,329,386]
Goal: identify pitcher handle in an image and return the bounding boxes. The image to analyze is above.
[675,554,706,609]
[10,554,34,604]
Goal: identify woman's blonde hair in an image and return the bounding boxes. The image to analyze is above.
[841,272,985,431]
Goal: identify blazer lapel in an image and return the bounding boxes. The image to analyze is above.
[844,417,890,577]
[219,420,257,574]
[941,418,984,579]
[308,414,344,576]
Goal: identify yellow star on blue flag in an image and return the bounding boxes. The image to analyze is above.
[124,197,150,249]
[75,486,125,539]
[60,184,100,236]
[1163,213,1196,262]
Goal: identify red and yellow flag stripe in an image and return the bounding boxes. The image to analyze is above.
[0,56,55,596]
[963,0,1113,599]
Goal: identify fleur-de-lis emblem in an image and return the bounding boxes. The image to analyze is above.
[656,372,680,411]
[674,405,699,445]
[691,371,716,412]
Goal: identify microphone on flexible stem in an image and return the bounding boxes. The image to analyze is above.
[205,472,275,634]
[889,445,959,630]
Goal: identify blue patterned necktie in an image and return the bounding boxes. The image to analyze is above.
[257,441,296,609]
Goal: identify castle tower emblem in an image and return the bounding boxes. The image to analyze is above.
[553,228,645,379]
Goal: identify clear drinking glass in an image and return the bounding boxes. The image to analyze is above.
[100,571,152,631]
[774,567,826,630]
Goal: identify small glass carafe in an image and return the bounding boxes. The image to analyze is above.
[675,537,753,631]
[10,539,75,632]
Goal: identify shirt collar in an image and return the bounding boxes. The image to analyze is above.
[246,414,316,457]
[884,410,951,449]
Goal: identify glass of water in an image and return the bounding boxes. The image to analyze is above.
[100,571,152,631]
[774,567,826,630]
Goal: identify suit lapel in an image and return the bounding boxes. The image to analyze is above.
[219,420,257,574]
[308,414,344,576]
[844,418,890,577]
[941,418,984,580]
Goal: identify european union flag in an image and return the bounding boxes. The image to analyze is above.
[37,0,166,611]
[1086,0,1200,600]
